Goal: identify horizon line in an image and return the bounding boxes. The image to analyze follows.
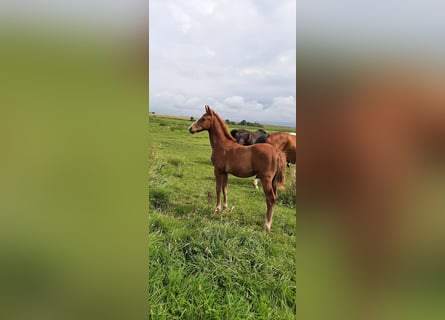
[148,112,296,129]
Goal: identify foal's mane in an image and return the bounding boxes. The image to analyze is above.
[212,110,237,142]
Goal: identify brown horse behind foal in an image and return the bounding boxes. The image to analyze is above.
[254,132,296,189]
[189,105,286,232]
[265,132,296,165]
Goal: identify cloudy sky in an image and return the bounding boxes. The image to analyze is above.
[296,0,445,59]
[149,0,296,126]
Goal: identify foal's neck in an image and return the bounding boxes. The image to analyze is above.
[208,116,236,149]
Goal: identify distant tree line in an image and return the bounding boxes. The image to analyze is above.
[225,119,263,127]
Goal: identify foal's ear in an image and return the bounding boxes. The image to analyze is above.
[205,105,212,114]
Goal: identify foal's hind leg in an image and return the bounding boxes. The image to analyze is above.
[261,178,278,232]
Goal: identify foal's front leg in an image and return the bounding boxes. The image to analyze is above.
[222,172,228,211]
[214,169,223,214]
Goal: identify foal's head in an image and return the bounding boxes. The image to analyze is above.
[189,105,213,134]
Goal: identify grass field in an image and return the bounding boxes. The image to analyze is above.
[148,114,296,319]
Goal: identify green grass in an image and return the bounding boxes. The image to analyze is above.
[149,115,296,319]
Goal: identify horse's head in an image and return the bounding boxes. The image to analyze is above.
[189,105,214,134]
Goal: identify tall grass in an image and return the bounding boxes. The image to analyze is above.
[149,115,296,319]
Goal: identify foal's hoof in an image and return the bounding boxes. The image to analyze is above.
[263,225,271,233]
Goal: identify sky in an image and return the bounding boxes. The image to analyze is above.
[149,0,296,127]
[4,0,440,128]
[296,0,445,61]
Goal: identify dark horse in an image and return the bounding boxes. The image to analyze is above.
[230,129,268,145]
[189,106,286,232]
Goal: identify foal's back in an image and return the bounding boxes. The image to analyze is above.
[215,143,281,178]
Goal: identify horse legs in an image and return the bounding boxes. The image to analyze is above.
[252,178,259,189]
[261,178,278,232]
[214,169,222,214]
[222,172,228,211]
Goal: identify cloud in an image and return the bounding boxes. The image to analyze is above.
[224,96,245,108]
[149,0,296,126]
[271,96,296,109]
[260,96,296,124]
[225,96,264,111]
[149,90,295,126]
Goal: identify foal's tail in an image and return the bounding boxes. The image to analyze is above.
[273,150,286,190]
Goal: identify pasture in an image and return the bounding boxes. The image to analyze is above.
[149,114,296,319]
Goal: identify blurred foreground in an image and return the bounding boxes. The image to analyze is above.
[297,51,445,319]
[0,3,148,319]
